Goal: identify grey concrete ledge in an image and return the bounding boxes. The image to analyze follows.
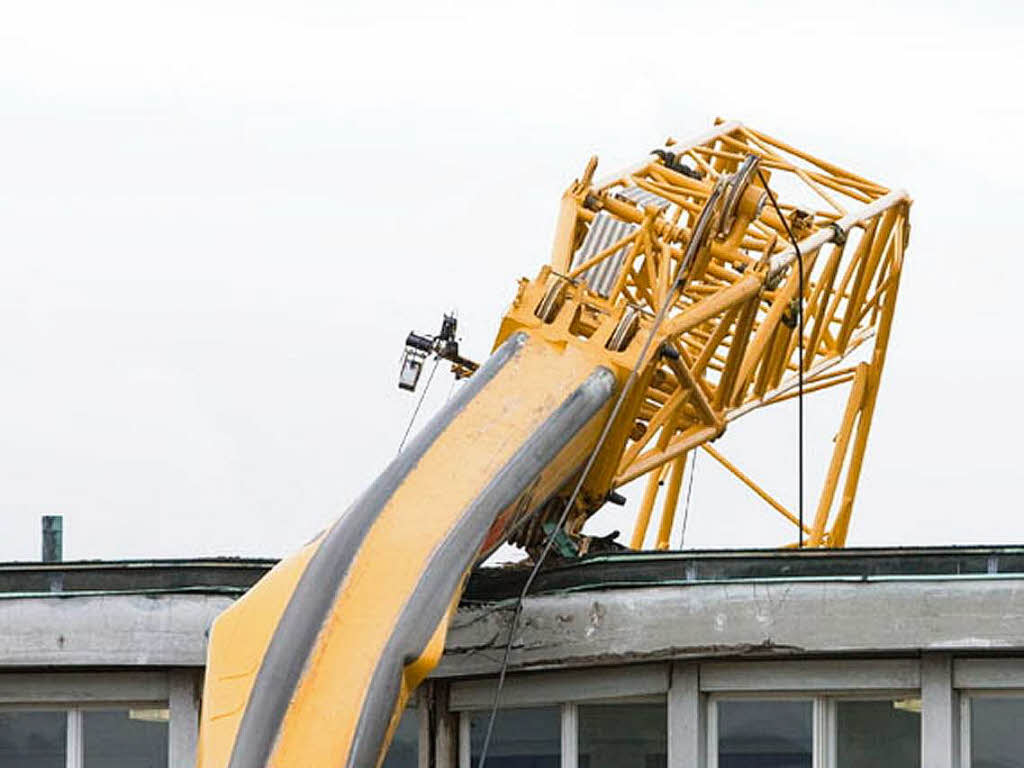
[3,576,1024,675]
[0,593,234,667]
[437,577,1024,677]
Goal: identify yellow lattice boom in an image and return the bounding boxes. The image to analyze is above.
[196,121,911,768]
[494,119,911,551]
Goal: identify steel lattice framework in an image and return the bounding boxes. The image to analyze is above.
[196,121,913,768]
[493,119,911,550]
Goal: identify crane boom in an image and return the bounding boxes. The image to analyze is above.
[197,121,911,767]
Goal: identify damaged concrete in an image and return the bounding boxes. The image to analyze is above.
[2,551,1024,676]
[438,577,1024,676]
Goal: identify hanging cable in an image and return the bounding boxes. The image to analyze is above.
[678,450,698,548]
[476,352,659,766]
[755,169,805,548]
[479,167,762,765]
[397,357,440,455]
[475,188,728,765]
[477,329,668,766]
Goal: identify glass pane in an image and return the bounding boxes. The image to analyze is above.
[971,697,1024,768]
[468,706,560,768]
[836,700,920,767]
[382,707,419,768]
[0,710,67,768]
[84,709,168,768]
[579,702,666,768]
[717,699,812,768]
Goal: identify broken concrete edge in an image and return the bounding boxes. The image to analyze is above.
[2,576,1023,676]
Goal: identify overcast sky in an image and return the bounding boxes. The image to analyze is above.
[1,0,1022,562]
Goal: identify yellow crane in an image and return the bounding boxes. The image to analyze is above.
[195,120,911,768]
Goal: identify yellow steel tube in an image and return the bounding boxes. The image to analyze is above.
[631,470,662,549]
[831,212,907,545]
[567,230,640,279]
[616,424,718,486]
[701,444,810,535]
[659,273,762,339]
[806,363,868,547]
[655,455,686,549]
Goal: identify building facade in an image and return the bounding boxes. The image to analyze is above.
[2,547,1023,767]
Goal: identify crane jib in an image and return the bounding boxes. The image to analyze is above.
[199,332,616,768]
[197,120,910,768]
[222,332,533,768]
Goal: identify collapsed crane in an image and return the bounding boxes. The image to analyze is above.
[196,120,911,768]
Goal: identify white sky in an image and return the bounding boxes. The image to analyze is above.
[1,0,1022,561]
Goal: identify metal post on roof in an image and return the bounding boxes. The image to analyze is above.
[42,515,63,563]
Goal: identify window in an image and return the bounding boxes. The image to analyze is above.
[0,710,66,768]
[578,702,666,768]
[382,707,419,768]
[0,708,168,768]
[465,706,561,768]
[708,695,922,768]
[449,661,930,768]
[458,702,668,768]
[715,699,813,768]
[835,699,919,768]
[83,709,168,768]
[968,696,1024,768]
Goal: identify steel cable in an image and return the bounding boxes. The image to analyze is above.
[476,219,713,767]
[397,357,440,455]
[756,169,806,547]
[478,163,802,765]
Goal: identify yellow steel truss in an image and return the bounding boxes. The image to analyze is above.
[195,121,913,768]
[493,119,910,550]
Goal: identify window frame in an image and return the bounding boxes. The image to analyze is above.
[955,657,1024,767]
[824,692,923,768]
[442,657,1024,767]
[707,690,920,768]
[452,663,670,768]
[457,702,574,768]
[453,666,669,768]
[457,698,673,768]
[0,670,197,768]
[958,688,1024,768]
[1,702,169,768]
[706,691,821,768]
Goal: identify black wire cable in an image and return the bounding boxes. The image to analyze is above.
[678,449,698,548]
[756,169,806,547]
[397,357,440,455]
[477,162,802,766]
[475,249,704,767]
[475,350,655,768]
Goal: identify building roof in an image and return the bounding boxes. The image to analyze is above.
[2,545,1024,601]
[2,546,1024,673]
